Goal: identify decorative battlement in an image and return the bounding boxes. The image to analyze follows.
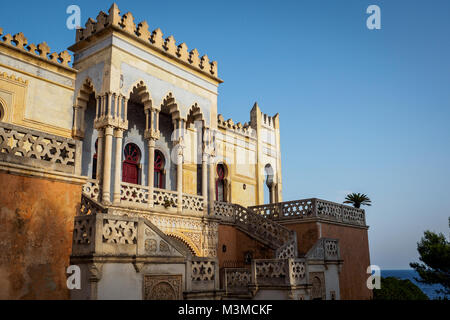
[217,114,256,138]
[0,28,72,68]
[74,4,219,80]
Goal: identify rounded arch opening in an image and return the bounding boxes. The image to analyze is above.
[0,100,4,121]
[264,164,274,204]
[154,149,166,189]
[166,233,199,256]
[122,143,142,185]
[216,162,229,202]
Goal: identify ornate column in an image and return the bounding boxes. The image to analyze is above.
[203,128,216,213]
[208,155,215,211]
[173,118,185,213]
[102,126,114,204]
[145,107,160,208]
[202,152,208,209]
[176,139,184,213]
[147,138,156,206]
[113,129,124,204]
[96,128,104,183]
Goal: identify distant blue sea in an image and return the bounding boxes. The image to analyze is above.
[383,269,448,300]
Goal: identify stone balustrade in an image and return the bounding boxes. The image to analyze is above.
[213,201,293,251]
[82,179,101,201]
[306,238,341,261]
[249,198,366,226]
[251,258,308,287]
[0,122,78,174]
[121,182,150,205]
[182,193,205,212]
[187,258,219,292]
[84,182,206,213]
[223,268,251,294]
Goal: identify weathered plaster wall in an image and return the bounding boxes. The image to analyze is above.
[284,222,320,255]
[0,172,82,300]
[217,225,274,269]
[284,221,371,300]
[320,223,372,300]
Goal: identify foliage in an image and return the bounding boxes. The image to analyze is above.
[410,231,450,296]
[343,193,372,208]
[373,277,428,300]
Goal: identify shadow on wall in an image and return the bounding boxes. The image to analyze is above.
[0,172,81,300]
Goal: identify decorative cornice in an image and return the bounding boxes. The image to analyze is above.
[71,4,220,81]
[0,28,74,70]
[217,114,256,138]
[0,71,28,85]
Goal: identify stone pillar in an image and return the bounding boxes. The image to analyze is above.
[96,129,104,183]
[202,152,208,209]
[147,138,155,207]
[208,155,215,211]
[102,126,114,204]
[176,142,184,213]
[113,129,123,204]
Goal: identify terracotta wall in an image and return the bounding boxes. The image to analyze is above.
[285,221,372,300]
[320,223,372,300]
[0,172,82,300]
[217,225,274,269]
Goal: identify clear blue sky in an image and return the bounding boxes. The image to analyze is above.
[1,0,449,269]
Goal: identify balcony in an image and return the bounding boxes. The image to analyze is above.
[82,180,205,215]
[249,198,366,226]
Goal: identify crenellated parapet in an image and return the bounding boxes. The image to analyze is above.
[217,114,256,138]
[74,3,219,80]
[0,28,72,68]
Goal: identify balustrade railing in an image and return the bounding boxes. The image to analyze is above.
[153,188,178,208]
[249,198,366,226]
[120,182,149,205]
[0,122,78,173]
[82,179,100,201]
[223,268,251,294]
[182,193,205,212]
[213,201,294,252]
[306,238,341,261]
[252,258,308,287]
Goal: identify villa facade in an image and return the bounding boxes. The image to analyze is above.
[0,4,371,300]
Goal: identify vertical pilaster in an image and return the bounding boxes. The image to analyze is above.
[208,155,215,211]
[102,126,114,204]
[96,128,104,184]
[202,152,208,210]
[148,139,155,207]
[177,143,183,213]
[113,129,123,204]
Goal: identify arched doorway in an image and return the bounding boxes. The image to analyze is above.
[122,143,141,184]
[92,139,98,179]
[154,150,165,189]
[216,163,227,202]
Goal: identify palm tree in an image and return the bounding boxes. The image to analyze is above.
[344,193,372,209]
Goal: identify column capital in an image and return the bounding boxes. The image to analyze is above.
[144,129,160,141]
[104,125,114,136]
[113,128,124,138]
[147,138,156,148]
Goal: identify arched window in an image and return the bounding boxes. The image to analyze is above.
[154,150,165,189]
[0,101,4,121]
[264,164,274,204]
[216,163,227,202]
[122,143,141,185]
[92,139,98,179]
